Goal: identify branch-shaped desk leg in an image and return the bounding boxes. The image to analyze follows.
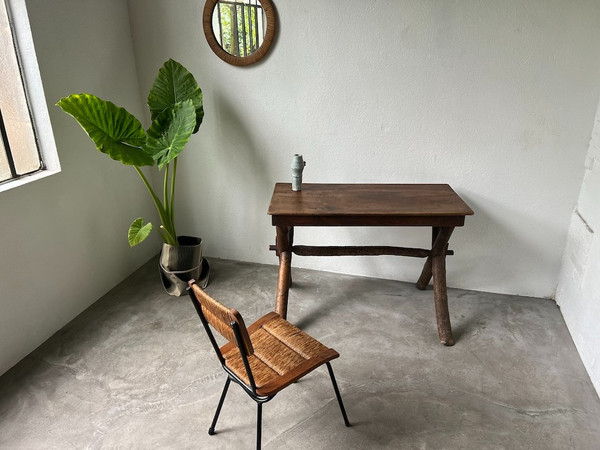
[276,252,291,319]
[417,227,455,346]
[416,227,439,289]
[275,225,293,319]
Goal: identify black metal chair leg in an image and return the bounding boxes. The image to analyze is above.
[256,402,262,450]
[209,377,231,435]
[326,362,351,427]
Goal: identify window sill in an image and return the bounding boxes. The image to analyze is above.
[0,167,60,194]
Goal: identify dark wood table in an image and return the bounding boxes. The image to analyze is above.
[267,183,474,346]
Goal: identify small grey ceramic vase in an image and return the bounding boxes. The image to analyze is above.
[291,154,306,191]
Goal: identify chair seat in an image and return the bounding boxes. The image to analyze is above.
[220,312,339,397]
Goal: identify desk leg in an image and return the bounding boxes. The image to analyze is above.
[430,227,455,346]
[288,227,294,286]
[276,252,291,319]
[416,227,439,290]
[275,226,293,319]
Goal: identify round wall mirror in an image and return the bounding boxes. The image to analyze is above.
[203,0,276,66]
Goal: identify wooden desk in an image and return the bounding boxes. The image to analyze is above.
[267,183,474,346]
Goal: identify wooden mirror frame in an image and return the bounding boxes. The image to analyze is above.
[203,0,276,66]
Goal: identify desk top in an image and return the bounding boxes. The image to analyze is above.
[268,183,473,227]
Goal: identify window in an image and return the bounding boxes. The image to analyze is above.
[0,0,59,192]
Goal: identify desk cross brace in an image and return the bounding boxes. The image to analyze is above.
[268,244,454,258]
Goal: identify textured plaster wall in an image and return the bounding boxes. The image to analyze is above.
[128,0,600,298]
[557,101,600,394]
[0,0,157,375]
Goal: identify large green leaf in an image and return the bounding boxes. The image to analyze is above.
[57,94,153,166]
[128,217,153,246]
[144,100,196,170]
[147,59,204,133]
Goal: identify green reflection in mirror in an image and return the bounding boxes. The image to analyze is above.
[212,0,266,57]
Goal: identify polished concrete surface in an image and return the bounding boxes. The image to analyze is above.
[1,257,599,449]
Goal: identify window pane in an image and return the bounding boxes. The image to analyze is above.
[0,0,41,179]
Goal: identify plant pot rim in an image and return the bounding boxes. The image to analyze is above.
[162,235,202,248]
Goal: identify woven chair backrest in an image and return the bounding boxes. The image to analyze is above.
[189,283,254,356]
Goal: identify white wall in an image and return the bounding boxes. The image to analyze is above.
[0,0,157,375]
[557,100,600,394]
[128,0,600,298]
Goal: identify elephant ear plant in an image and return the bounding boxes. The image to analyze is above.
[57,59,203,247]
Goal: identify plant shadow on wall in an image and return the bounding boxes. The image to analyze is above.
[57,59,209,295]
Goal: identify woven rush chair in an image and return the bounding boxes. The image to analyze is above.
[187,280,350,449]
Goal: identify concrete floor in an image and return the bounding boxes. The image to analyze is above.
[1,257,599,449]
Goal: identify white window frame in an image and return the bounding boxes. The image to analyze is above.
[0,0,59,193]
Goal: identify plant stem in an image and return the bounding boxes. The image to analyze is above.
[157,227,167,243]
[160,225,176,245]
[134,165,177,245]
[170,157,177,221]
[163,163,170,221]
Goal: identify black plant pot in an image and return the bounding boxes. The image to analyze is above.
[159,236,210,296]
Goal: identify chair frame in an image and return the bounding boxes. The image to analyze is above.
[188,281,350,449]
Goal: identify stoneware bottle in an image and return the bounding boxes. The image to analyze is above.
[291,154,306,191]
